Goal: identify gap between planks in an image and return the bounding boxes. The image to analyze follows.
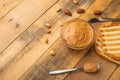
[18,0,117,80]
[0,0,87,72]
[0,0,118,79]
[20,0,96,79]
[0,0,59,54]
[0,0,95,79]
[0,2,57,71]
[0,0,23,20]
[65,1,120,79]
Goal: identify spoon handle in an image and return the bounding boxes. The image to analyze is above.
[49,68,83,75]
[101,17,120,22]
[88,17,120,23]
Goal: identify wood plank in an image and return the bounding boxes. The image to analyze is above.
[0,0,93,73]
[65,48,117,80]
[0,0,58,53]
[17,0,113,80]
[21,38,94,80]
[0,0,23,19]
[109,66,120,80]
[65,1,120,80]
[0,0,117,79]
[0,0,97,80]
[0,0,70,72]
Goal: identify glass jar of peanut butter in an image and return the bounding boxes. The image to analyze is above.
[61,19,94,50]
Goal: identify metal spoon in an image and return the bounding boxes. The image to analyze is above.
[49,61,100,75]
[88,17,120,23]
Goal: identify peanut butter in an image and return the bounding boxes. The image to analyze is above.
[62,19,93,48]
[61,19,94,49]
[83,61,98,73]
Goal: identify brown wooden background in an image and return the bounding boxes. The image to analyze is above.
[0,0,120,80]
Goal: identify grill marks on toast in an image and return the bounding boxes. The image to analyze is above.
[103,41,120,45]
[100,26,120,52]
[101,31,120,36]
[96,38,103,52]
[95,25,120,64]
[100,26,120,30]
[95,37,120,64]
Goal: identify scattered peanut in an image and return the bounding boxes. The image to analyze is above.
[76,8,85,14]
[3,4,5,6]
[45,38,49,44]
[8,18,14,22]
[46,29,51,34]
[16,23,20,28]
[73,0,78,4]
[64,9,72,16]
[93,10,102,15]
[56,5,61,12]
[50,50,56,56]
[46,23,51,28]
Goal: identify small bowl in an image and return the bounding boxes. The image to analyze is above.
[61,19,94,50]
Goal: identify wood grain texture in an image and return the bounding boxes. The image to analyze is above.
[0,0,58,54]
[65,1,120,80]
[0,0,68,73]
[0,0,120,80]
[0,0,23,19]
[0,0,96,72]
[0,0,59,71]
[21,38,94,80]
[18,0,113,80]
[109,66,120,80]
[0,0,95,80]
[65,48,117,80]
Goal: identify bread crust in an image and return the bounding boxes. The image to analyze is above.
[95,40,120,65]
[95,24,120,64]
[104,53,120,61]
[100,24,120,61]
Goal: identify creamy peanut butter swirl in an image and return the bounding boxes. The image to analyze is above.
[61,19,93,48]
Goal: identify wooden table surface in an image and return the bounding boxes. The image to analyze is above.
[0,0,120,80]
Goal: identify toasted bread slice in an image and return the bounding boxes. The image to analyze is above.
[99,25,120,61]
[95,36,120,65]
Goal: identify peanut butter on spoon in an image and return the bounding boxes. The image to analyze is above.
[83,61,99,73]
[49,61,100,75]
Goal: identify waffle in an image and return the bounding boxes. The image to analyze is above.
[95,25,120,64]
